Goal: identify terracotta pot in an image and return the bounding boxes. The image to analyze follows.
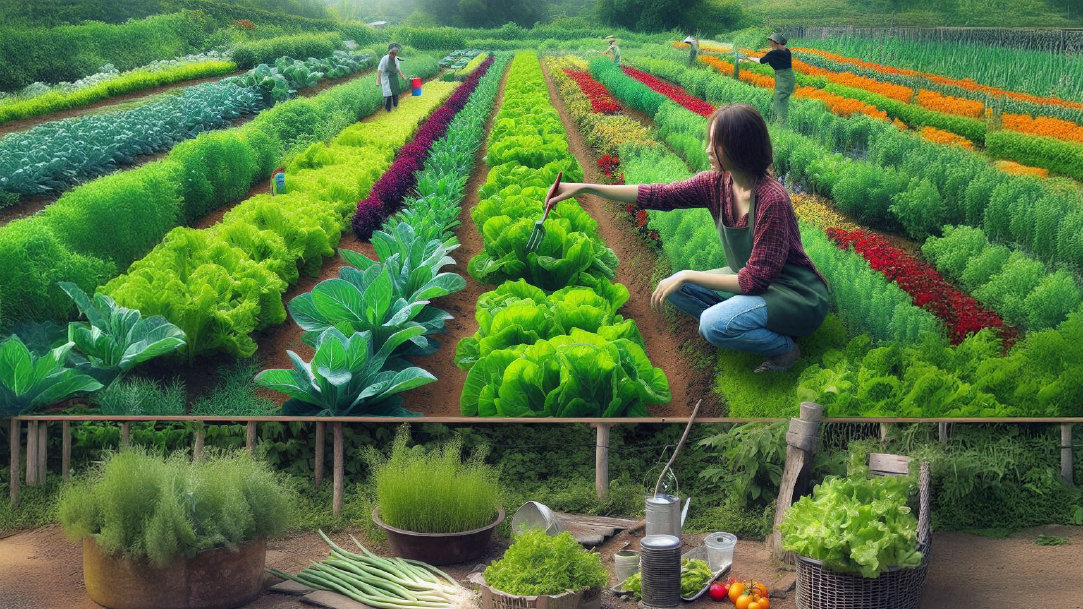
[82,537,266,609]
[372,506,504,565]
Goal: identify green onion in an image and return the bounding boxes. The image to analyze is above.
[269,530,475,609]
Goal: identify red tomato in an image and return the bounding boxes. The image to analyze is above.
[708,583,728,602]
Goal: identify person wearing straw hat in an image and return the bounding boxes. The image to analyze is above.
[602,35,621,66]
[377,43,408,112]
[684,36,699,66]
[740,33,794,123]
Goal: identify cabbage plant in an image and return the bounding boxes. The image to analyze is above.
[255,327,435,416]
[59,282,186,384]
[0,336,102,417]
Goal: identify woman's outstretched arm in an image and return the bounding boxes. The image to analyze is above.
[548,182,638,205]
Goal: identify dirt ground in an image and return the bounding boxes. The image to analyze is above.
[2,523,1082,609]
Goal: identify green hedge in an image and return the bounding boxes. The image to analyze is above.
[231,32,342,69]
[0,12,214,92]
[399,28,467,51]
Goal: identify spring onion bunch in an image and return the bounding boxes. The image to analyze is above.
[269,531,475,609]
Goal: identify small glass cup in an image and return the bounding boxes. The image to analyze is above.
[703,532,737,572]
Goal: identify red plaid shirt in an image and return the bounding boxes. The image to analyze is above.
[637,172,826,294]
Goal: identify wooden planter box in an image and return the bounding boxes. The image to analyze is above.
[82,537,266,609]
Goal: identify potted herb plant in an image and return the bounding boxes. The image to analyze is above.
[59,448,295,609]
[476,529,609,609]
[367,427,503,565]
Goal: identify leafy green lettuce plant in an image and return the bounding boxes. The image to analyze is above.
[781,472,923,578]
[484,529,608,596]
[461,328,669,418]
[255,327,436,417]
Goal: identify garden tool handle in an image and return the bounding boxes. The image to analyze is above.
[540,171,563,221]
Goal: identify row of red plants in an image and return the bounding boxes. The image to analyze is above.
[825,227,1016,346]
[563,68,622,114]
[598,155,662,249]
[621,65,714,117]
[351,55,494,239]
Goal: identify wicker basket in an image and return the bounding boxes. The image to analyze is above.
[795,462,931,609]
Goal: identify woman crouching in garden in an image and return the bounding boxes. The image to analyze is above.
[548,104,829,372]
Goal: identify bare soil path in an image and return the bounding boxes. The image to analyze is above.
[2,523,1081,609]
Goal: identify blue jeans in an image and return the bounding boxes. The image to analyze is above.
[667,283,794,357]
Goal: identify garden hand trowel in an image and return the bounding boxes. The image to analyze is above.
[525,171,563,253]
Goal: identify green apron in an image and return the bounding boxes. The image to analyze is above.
[389,66,402,96]
[718,184,830,337]
[772,68,795,123]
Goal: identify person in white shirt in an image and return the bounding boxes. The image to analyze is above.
[377,43,408,112]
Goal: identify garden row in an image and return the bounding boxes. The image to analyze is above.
[454,52,670,417]
[252,54,507,417]
[0,55,439,333]
[102,78,460,361]
[585,56,1082,418]
[700,54,1083,181]
[0,44,374,205]
[0,55,504,418]
[792,36,1083,111]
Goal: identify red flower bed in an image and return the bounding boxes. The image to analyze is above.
[598,153,620,179]
[621,66,714,117]
[825,228,1016,346]
[564,69,622,114]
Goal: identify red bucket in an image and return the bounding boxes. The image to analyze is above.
[410,77,422,89]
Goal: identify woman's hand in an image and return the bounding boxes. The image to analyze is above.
[651,271,688,309]
[547,182,586,206]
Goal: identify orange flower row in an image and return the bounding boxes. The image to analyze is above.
[1001,112,1083,143]
[796,86,888,120]
[791,58,913,103]
[793,46,1083,111]
[916,89,984,119]
[672,40,731,53]
[994,160,1049,178]
[920,126,974,148]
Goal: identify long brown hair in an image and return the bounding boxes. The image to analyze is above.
[707,104,774,182]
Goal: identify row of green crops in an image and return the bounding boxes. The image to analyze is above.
[723,56,1083,181]
[626,56,1083,275]
[230,32,342,69]
[795,36,1083,103]
[0,47,374,202]
[102,78,459,361]
[789,50,1083,125]
[253,55,511,417]
[0,55,439,331]
[0,57,238,125]
[598,54,1083,417]
[457,52,670,418]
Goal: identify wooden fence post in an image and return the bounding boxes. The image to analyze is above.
[25,420,38,486]
[37,422,47,485]
[246,422,257,455]
[770,402,824,562]
[9,419,20,507]
[314,421,325,486]
[193,424,204,461]
[120,422,130,448]
[62,421,71,482]
[1062,424,1074,485]
[595,424,611,500]
[938,422,949,445]
[333,423,344,517]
